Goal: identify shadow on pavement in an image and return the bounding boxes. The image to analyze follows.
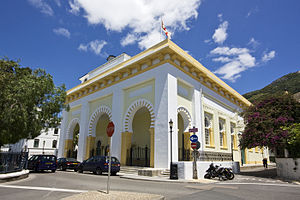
[239,167,277,179]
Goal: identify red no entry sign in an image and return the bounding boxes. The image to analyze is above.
[191,142,197,149]
[106,121,115,137]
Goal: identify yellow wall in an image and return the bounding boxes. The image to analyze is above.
[89,94,112,117]
[94,113,110,149]
[123,79,155,115]
[67,105,81,126]
[131,107,151,147]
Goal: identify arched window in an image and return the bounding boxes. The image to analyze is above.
[204,113,213,146]
[219,118,226,147]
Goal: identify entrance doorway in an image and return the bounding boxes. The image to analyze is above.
[126,107,151,167]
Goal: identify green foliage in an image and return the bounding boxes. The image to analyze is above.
[240,94,300,150]
[0,58,68,146]
[284,123,300,158]
[243,71,300,103]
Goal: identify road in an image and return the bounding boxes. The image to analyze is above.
[0,168,299,200]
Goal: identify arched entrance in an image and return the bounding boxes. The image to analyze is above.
[86,105,112,159]
[93,113,110,157]
[177,107,192,161]
[65,118,80,159]
[127,107,151,167]
[121,99,155,167]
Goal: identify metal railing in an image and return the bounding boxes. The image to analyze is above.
[0,152,28,174]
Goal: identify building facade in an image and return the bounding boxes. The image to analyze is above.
[2,128,60,158]
[58,39,266,168]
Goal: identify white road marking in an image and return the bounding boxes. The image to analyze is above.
[0,184,88,193]
[217,182,300,188]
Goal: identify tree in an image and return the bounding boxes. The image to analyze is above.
[0,58,68,146]
[240,94,300,152]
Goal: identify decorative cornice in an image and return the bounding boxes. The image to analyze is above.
[66,39,251,109]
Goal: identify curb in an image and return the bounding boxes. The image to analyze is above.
[0,170,29,183]
[120,174,217,184]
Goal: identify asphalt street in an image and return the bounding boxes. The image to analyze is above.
[0,167,299,200]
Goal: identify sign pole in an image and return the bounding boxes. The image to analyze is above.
[107,137,112,194]
[193,149,198,179]
[106,121,115,195]
[189,126,199,179]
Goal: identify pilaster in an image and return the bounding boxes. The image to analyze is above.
[149,128,155,167]
[120,132,133,165]
[58,110,68,158]
[77,101,89,162]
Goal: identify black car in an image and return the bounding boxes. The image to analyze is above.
[27,155,57,172]
[57,158,80,171]
[77,156,120,175]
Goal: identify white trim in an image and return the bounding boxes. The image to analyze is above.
[123,99,155,132]
[66,118,80,140]
[177,106,192,132]
[88,105,112,137]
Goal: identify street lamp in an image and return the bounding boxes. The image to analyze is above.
[169,119,178,179]
[42,141,45,155]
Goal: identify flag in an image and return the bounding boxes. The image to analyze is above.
[161,20,171,39]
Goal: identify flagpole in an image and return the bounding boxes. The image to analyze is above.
[160,16,163,41]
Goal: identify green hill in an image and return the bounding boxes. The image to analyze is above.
[243,71,300,103]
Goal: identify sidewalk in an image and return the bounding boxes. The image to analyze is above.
[119,173,217,183]
[0,170,29,183]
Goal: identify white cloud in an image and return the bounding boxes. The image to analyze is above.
[210,47,249,56]
[212,21,228,44]
[54,0,61,7]
[262,50,276,62]
[248,37,260,48]
[69,0,81,15]
[53,28,71,38]
[68,0,202,49]
[211,46,256,82]
[28,0,54,16]
[217,13,223,22]
[78,40,107,55]
[212,56,232,63]
[121,33,138,47]
[246,7,259,18]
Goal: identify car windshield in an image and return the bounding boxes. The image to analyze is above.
[66,158,77,162]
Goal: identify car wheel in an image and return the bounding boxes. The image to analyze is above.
[51,169,56,173]
[78,168,83,173]
[95,168,102,175]
[74,168,78,172]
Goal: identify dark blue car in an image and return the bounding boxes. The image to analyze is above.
[77,156,120,175]
[27,155,57,172]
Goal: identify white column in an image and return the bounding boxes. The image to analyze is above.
[58,110,68,158]
[193,88,203,151]
[154,70,178,168]
[77,101,89,162]
[111,88,123,160]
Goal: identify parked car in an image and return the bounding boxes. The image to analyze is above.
[57,158,80,171]
[77,156,120,175]
[27,155,57,172]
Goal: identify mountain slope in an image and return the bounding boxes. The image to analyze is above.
[243,71,300,102]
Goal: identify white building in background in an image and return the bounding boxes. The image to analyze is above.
[2,128,60,158]
[58,39,267,170]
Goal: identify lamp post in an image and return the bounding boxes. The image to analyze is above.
[169,119,173,179]
[42,141,45,155]
[169,119,178,179]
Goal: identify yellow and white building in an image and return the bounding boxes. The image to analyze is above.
[58,39,267,169]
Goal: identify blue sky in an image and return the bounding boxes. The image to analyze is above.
[0,0,299,94]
